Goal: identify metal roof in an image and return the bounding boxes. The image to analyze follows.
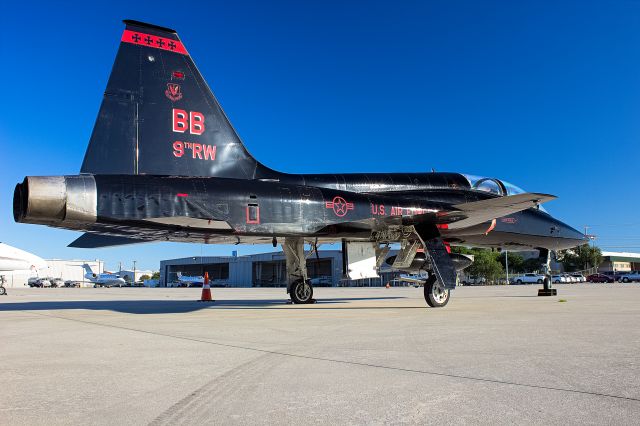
[601,251,640,263]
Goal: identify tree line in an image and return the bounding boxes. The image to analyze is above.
[451,245,603,284]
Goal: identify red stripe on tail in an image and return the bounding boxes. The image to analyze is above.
[121,30,188,55]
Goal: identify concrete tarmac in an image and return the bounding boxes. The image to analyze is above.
[1,284,639,425]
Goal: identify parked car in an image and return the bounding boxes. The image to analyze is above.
[563,274,577,283]
[462,276,486,286]
[34,278,52,288]
[510,273,545,285]
[571,274,586,283]
[51,278,65,288]
[552,275,567,284]
[586,273,613,283]
[619,271,640,283]
[603,272,626,282]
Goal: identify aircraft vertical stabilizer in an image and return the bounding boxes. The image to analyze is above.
[81,20,275,179]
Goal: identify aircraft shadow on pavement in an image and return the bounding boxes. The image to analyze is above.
[0,297,410,314]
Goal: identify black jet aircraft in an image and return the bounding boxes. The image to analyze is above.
[13,20,586,307]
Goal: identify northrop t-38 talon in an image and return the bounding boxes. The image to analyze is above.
[13,20,586,307]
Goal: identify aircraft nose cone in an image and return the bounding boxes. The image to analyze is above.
[555,221,588,247]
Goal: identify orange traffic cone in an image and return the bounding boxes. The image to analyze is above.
[198,272,215,302]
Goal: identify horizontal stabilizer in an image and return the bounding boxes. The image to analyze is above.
[444,193,556,229]
[69,233,148,248]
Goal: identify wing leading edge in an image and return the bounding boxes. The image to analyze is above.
[442,192,556,229]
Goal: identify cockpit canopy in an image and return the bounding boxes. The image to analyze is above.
[462,174,546,211]
[462,174,525,196]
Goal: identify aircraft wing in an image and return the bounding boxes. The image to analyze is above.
[441,192,556,229]
[68,233,150,248]
[68,217,234,248]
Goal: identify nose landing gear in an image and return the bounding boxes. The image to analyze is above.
[538,249,557,296]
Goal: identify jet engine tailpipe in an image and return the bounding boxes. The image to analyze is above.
[13,175,97,229]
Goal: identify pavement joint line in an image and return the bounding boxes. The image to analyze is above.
[20,309,640,404]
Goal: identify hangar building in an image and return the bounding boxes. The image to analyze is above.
[159,250,398,287]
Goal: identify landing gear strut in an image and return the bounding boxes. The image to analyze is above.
[423,274,450,307]
[538,249,557,296]
[282,237,316,304]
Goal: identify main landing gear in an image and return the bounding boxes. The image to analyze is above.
[282,237,316,304]
[391,223,458,308]
[290,279,314,304]
[423,274,450,307]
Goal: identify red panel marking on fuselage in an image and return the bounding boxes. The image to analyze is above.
[485,218,497,235]
[246,206,260,224]
[177,193,188,197]
[121,30,188,55]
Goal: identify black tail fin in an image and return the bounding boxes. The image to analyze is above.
[81,20,274,179]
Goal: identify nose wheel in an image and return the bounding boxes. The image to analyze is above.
[290,279,315,304]
[424,275,450,307]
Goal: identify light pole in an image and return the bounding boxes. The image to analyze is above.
[133,260,137,285]
[505,249,509,285]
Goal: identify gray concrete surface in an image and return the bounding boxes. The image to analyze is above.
[1,284,639,425]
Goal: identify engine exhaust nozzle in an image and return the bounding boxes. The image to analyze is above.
[13,175,97,228]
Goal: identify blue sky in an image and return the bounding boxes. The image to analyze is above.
[2,1,640,271]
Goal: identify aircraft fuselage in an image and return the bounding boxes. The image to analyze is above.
[14,172,585,251]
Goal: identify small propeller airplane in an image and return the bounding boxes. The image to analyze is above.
[13,20,586,307]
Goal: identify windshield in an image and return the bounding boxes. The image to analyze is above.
[501,180,525,196]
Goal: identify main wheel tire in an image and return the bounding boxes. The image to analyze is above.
[0,286,6,296]
[424,277,450,308]
[290,280,314,304]
[537,279,543,284]
[516,279,522,284]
